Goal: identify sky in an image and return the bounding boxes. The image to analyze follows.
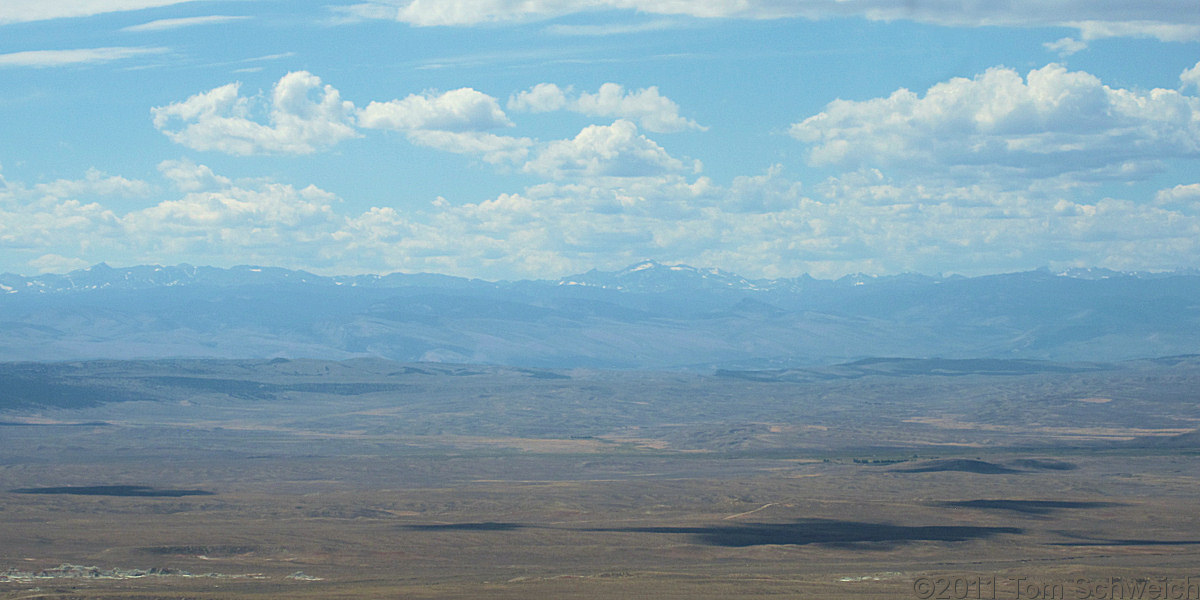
[1,1,1199,280]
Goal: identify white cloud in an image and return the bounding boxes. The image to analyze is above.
[0,169,150,259]
[544,19,682,36]
[357,88,511,132]
[507,83,568,112]
[28,254,90,274]
[1155,183,1200,210]
[0,165,348,269]
[152,74,696,173]
[0,176,125,251]
[1043,37,1087,57]
[336,0,1200,42]
[0,46,167,68]
[334,0,579,26]
[151,71,360,155]
[129,182,339,233]
[158,158,232,192]
[155,75,528,160]
[404,130,533,164]
[25,168,152,200]
[0,1,200,24]
[121,15,250,32]
[789,63,1200,186]
[1071,20,1200,42]
[357,87,532,164]
[726,164,804,213]
[509,82,704,133]
[1,168,152,201]
[1183,61,1200,92]
[523,119,693,180]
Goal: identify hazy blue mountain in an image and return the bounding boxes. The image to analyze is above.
[1,262,1198,368]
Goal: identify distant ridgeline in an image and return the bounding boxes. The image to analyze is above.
[1,261,1198,368]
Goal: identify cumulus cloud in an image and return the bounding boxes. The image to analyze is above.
[1043,37,1087,57]
[726,164,804,213]
[0,46,167,68]
[0,172,126,252]
[509,83,705,132]
[507,83,569,112]
[0,167,149,258]
[154,74,535,163]
[158,158,233,192]
[1,164,349,270]
[357,87,534,163]
[154,73,698,181]
[129,182,339,234]
[30,168,153,200]
[789,63,1200,186]
[404,130,533,165]
[151,71,360,155]
[1183,61,1200,92]
[118,179,342,264]
[358,88,512,132]
[335,0,1200,42]
[523,119,693,180]
[1155,183,1200,210]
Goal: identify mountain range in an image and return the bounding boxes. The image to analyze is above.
[2,261,1198,368]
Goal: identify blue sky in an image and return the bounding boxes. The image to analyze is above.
[2,1,1199,279]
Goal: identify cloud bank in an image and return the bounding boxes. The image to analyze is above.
[5,156,1199,279]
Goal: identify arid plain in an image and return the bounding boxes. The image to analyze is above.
[3,357,1199,599]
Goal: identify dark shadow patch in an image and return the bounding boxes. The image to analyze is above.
[140,545,256,557]
[1050,539,1200,547]
[141,376,274,399]
[586,519,1022,548]
[1128,428,1200,449]
[892,459,1022,474]
[0,375,154,410]
[389,367,432,376]
[717,358,1106,384]
[842,357,1103,376]
[0,421,112,427]
[515,368,571,380]
[11,485,214,497]
[402,521,526,531]
[1006,459,1077,471]
[940,500,1121,515]
[142,376,412,399]
[713,370,788,383]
